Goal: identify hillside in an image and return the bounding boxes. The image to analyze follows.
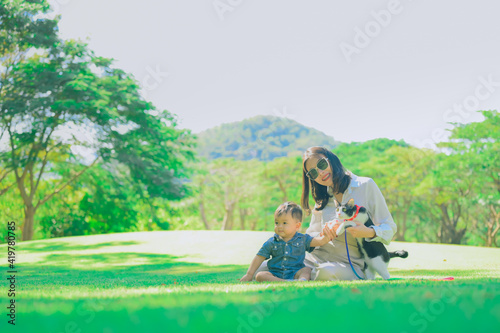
[195,115,340,161]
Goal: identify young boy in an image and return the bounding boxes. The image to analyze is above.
[240,201,332,282]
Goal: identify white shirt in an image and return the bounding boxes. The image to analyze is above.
[329,172,397,245]
[306,172,397,245]
[304,172,396,274]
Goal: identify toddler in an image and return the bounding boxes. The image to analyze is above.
[240,201,332,282]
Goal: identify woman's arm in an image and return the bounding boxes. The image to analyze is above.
[346,223,377,238]
[364,179,397,245]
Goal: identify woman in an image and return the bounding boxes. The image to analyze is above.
[301,146,397,280]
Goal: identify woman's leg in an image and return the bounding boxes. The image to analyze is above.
[312,261,365,281]
[294,267,312,281]
[305,233,366,281]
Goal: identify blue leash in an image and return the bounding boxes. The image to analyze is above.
[345,232,364,280]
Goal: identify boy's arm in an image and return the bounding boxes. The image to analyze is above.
[240,255,266,282]
[310,224,336,247]
[309,233,331,247]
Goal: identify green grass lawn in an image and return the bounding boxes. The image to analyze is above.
[1,230,500,333]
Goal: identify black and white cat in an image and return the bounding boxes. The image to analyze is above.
[333,198,406,280]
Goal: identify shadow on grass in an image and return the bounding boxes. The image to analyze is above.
[20,251,500,293]
[20,252,247,290]
[18,264,500,333]
[15,252,500,333]
[19,241,142,253]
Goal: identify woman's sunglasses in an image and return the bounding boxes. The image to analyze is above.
[305,158,329,180]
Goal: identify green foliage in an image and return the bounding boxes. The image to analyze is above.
[172,138,407,233]
[196,115,340,161]
[360,146,434,241]
[0,2,196,241]
[0,0,58,55]
[38,164,140,237]
[437,110,500,246]
[334,138,409,175]
[0,3,497,248]
[2,107,498,247]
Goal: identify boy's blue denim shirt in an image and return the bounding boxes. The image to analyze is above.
[257,232,315,280]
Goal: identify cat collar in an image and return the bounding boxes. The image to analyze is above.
[344,205,361,221]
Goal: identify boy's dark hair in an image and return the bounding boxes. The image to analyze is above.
[274,201,303,222]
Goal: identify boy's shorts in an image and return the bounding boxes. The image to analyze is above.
[269,268,303,280]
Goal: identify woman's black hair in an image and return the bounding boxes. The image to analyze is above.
[300,146,351,215]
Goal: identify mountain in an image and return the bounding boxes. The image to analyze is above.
[195,115,340,161]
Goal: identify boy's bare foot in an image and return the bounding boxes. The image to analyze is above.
[290,277,308,282]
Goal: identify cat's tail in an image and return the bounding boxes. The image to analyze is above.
[389,250,408,259]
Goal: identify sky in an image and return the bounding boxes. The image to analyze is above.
[49,0,500,148]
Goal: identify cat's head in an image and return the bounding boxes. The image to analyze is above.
[336,198,358,219]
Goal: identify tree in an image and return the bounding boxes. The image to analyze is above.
[0,163,15,195]
[206,158,250,230]
[0,170,23,243]
[360,146,434,241]
[439,110,500,246]
[190,158,268,231]
[334,138,409,174]
[264,155,302,203]
[188,161,212,230]
[1,36,195,240]
[37,160,147,238]
[413,153,472,244]
[0,0,59,198]
[0,0,58,55]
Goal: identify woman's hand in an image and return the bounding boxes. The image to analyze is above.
[321,224,336,241]
[346,222,376,238]
[239,273,253,282]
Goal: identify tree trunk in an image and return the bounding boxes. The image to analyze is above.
[239,207,247,230]
[250,219,257,230]
[277,178,287,203]
[221,202,235,230]
[22,204,36,241]
[199,184,210,230]
[16,155,99,241]
[398,211,408,241]
[199,201,210,230]
[439,203,465,244]
[147,199,157,231]
[486,204,500,247]
[451,228,466,244]
[395,205,409,242]
[438,218,444,243]
[397,199,411,241]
